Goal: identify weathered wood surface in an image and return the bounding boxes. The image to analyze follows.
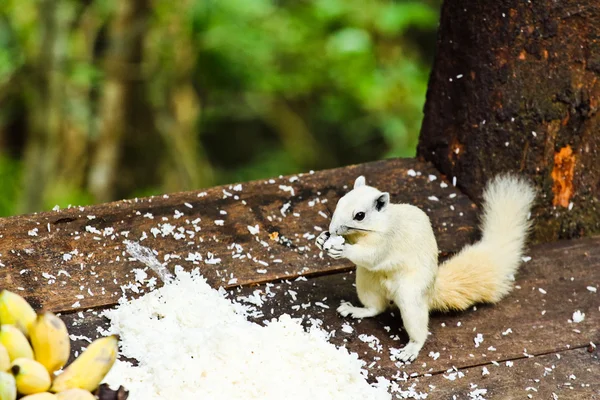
[417,0,600,243]
[419,347,600,399]
[59,236,599,397]
[0,158,477,313]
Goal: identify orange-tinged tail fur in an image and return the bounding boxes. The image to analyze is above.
[429,174,536,312]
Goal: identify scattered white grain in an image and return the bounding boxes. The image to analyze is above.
[280,202,291,217]
[407,169,417,177]
[279,185,295,197]
[323,235,344,250]
[572,310,585,323]
[469,388,487,399]
[587,286,597,293]
[474,333,483,348]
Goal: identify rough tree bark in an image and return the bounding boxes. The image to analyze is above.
[418,0,600,243]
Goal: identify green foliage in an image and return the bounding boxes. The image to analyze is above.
[193,0,439,173]
[0,0,440,216]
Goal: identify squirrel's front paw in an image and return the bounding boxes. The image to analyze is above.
[326,242,345,259]
[315,231,330,250]
[324,235,345,259]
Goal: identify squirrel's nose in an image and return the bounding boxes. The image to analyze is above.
[331,225,345,236]
[329,224,339,236]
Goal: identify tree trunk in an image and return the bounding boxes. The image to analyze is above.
[418,0,600,243]
[88,0,149,203]
[21,1,91,212]
[153,10,213,193]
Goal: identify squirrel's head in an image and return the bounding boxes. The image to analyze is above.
[329,175,390,237]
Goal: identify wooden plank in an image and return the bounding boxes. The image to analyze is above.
[0,158,477,312]
[415,347,600,399]
[58,236,600,384]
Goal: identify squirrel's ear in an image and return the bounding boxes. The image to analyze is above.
[375,192,389,211]
[354,176,366,189]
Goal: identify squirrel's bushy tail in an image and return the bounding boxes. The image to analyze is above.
[429,174,536,312]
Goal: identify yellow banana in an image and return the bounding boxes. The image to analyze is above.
[0,343,10,371]
[30,312,71,374]
[0,371,17,400]
[19,394,57,400]
[0,290,36,336]
[10,358,51,395]
[0,325,34,361]
[55,389,96,400]
[50,335,118,393]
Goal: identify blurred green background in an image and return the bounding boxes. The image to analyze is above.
[0,0,441,217]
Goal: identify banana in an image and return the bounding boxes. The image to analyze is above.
[19,394,57,400]
[0,290,36,336]
[10,358,51,395]
[0,371,17,400]
[50,335,118,393]
[30,312,70,374]
[0,343,10,371]
[0,325,34,361]
[55,389,96,400]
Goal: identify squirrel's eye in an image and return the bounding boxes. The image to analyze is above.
[354,212,365,221]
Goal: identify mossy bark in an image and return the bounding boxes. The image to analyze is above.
[418,0,600,243]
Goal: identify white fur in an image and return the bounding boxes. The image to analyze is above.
[316,173,535,362]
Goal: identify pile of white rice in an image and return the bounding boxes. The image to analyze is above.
[102,267,391,400]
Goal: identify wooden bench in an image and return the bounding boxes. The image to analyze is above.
[1,158,598,399]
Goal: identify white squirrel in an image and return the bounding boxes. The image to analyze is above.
[315,174,535,362]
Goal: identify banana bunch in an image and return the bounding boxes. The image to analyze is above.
[0,290,120,400]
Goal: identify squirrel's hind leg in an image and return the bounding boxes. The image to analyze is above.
[338,266,387,319]
[394,291,429,363]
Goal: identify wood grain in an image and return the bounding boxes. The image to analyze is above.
[0,158,477,312]
[416,347,600,399]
